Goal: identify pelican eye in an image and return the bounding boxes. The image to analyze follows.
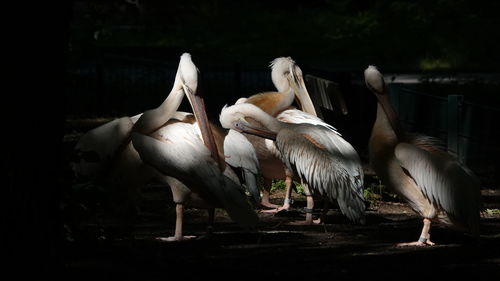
[234,120,247,132]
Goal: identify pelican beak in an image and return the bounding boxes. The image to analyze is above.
[290,67,317,116]
[183,82,223,169]
[234,119,277,141]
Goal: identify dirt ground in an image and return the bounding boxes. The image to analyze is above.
[62,185,500,281]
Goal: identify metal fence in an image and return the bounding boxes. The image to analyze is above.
[388,83,500,185]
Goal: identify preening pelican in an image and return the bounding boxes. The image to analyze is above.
[364,65,482,246]
[131,53,259,241]
[220,103,365,225]
[241,57,318,210]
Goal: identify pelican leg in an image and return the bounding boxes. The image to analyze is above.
[278,175,294,211]
[313,201,329,224]
[289,183,317,225]
[397,218,435,247]
[157,203,196,242]
[260,177,281,210]
[261,174,294,213]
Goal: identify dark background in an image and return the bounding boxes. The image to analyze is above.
[6,0,500,278]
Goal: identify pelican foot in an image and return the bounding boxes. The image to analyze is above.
[260,208,280,213]
[156,235,197,242]
[312,218,322,224]
[260,205,290,214]
[287,220,314,226]
[397,237,435,247]
[259,203,281,210]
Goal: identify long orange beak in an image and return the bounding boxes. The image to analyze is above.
[184,83,224,170]
[234,120,277,141]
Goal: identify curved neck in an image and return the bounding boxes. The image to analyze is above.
[132,88,185,135]
[375,93,403,140]
[237,103,284,133]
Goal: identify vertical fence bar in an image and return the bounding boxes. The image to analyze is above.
[447,95,463,161]
[388,83,401,117]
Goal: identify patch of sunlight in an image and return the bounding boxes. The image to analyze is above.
[485,209,500,215]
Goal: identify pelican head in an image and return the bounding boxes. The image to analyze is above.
[364,65,402,136]
[220,103,278,140]
[270,57,317,115]
[175,53,207,131]
[270,57,299,93]
[174,53,199,94]
[364,65,386,96]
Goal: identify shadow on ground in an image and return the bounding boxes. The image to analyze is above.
[62,190,500,281]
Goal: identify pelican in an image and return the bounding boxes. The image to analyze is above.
[364,65,482,246]
[131,53,259,241]
[219,103,366,225]
[241,57,318,211]
[71,112,159,222]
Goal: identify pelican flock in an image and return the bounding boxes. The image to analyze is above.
[71,52,484,247]
[364,65,482,246]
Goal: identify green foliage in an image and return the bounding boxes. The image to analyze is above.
[485,209,500,215]
[270,179,286,191]
[271,179,305,195]
[363,175,398,205]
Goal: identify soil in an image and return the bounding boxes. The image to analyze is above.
[62,186,500,281]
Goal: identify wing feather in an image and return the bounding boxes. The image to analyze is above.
[276,126,365,224]
[224,129,261,203]
[277,109,339,134]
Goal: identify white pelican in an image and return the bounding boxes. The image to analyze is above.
[219,103,366,225]
[241,57,318,211]
[364,65,482,246]
[131,53,259,241]
[71,113,158,221]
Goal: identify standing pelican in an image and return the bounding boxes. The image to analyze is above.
[364,65,482,246]
[131,53,259,241]
[220,103,365,225]
[241,57,318,210]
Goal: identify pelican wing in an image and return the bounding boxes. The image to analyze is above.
[277,109,339,134]
[224,129,261,203]
[73,117,135,179]
[276,125,365,224]
[395,142,481,232]
[131,122,259,228]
